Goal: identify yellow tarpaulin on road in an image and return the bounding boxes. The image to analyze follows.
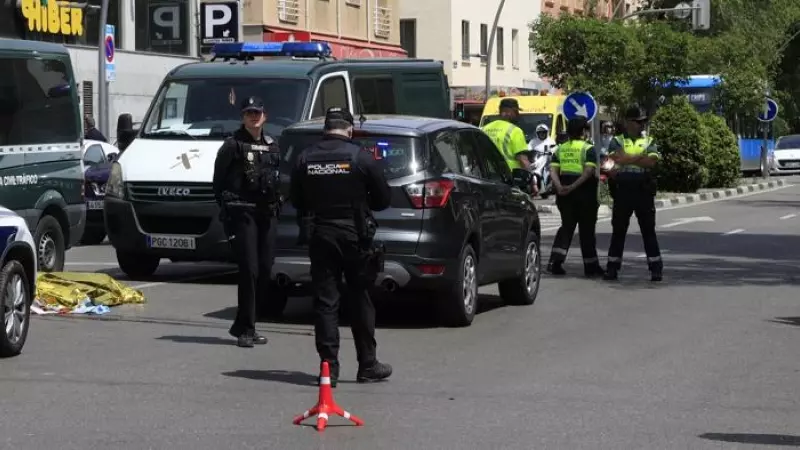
[35,272,146,308]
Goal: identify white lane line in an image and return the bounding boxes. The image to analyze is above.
[130,270,239,290]
[722,228,745,235]
[636,250,671,258]
[540,183,795,232]
[779,213,797,220]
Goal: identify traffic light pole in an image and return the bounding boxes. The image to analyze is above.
[97,0,110,137]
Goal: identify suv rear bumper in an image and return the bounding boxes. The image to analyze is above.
[273,250,458,293]
[103,196,234,262]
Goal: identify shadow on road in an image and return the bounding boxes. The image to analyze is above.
[698,433,800,446]
[222,369,357,387]
[769,317,800,327]
[156,335,235,346]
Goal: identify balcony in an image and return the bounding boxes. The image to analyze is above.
[373,4,391,39]
[278,0,300,24]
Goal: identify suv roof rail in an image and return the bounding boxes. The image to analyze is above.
[209,41,334,62]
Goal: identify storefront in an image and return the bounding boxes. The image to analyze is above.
[263,30,407,59]
[1,0,201,139]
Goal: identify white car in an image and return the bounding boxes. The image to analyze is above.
[82,139,120,168]
[770,134,800,175]
[0,206,37,358]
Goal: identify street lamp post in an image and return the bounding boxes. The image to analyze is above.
[484,0,506,102]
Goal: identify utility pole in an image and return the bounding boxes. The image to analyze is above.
[97,0,110,137]
[484,0,506,102]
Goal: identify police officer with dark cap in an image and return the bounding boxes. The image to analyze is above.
[212,96,282,347]
[602,105,663,282]
[547,117,605,277]
[290,107,393,387]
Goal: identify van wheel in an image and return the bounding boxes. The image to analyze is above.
[34,215,65,272]
[498,233,541,306]
[116,251,160,279]
[0,260,32,358]
[80,229,106,245]
[437,244,478,327]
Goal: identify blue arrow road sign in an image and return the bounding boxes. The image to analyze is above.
[757,98,778,122]
[562,91,598,122]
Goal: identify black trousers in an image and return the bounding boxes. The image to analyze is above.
[607,188,662,271]
[550,187,600,268]
[309,228,377,366]
[229,209,276,337]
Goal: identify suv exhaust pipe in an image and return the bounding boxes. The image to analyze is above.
[275,273,292,288]
[381,278,399,293]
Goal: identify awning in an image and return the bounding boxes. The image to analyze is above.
[264,29,407,59]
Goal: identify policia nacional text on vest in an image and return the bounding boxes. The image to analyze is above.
[603,106,663,282]
[547,117,605,277]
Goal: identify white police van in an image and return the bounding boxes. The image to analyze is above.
[104,41,451,277]
[0,206,37,358]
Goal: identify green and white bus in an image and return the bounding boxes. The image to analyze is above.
[0,37,85,272]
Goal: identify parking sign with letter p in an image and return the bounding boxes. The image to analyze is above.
[200,1,239,45]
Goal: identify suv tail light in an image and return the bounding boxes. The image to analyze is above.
[404,179,454,209]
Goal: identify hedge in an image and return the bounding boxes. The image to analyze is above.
[698,113,741,188]
[649,97,710,193]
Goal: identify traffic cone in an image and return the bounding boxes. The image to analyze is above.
[292,361,364,432]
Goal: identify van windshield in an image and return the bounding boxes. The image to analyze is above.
[141,78,309,140]
[482,113,553,142]
[280,133,425,180]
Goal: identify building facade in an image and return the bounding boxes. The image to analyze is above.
[399,0,547,104]
[243,0,406,58]
[1,0,206,139]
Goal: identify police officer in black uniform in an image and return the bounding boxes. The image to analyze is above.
[603,105,663,282]
[290,107,393,387]
[212,96,282,347]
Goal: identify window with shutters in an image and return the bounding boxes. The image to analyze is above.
[278,0,300,24]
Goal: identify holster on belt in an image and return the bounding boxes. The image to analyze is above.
[353,202,385,285]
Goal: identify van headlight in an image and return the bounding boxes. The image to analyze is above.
[106,162,125,198]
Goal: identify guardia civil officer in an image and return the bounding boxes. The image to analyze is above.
[547,117,605,277]
[212,96,282,348]
[603,106,663,282]
[290,107,393,387]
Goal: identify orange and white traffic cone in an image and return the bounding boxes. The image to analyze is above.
[292,361,364,432]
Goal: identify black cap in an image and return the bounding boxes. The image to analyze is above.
[499,98,523,111]
[241,96,265,113]
[624,105,647,121]
[566,117,589,137]
[324,107,354,126]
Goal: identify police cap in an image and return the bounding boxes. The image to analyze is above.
[499,98,524,112]
[566,116,589,137]
[324,107,354,128]
[624,105,648,121]
[241,96,265,113]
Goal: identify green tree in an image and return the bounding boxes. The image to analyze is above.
[649,97,709,192]
[698,113,740,188]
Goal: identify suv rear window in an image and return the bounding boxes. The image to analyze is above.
[280,133,425,180]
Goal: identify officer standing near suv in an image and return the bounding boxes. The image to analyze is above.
[290,107,393,387]
[212,96,282,348]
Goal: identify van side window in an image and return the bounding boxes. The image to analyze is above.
[353,77,396,114]
[399,74,446,118]
[555,114,565,135]
[83,144,106,166]
[0,57,80,145]
[311,75,348,118]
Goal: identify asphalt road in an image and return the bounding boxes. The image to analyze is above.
[1,180,798,449]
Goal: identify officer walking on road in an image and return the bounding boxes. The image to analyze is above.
[290,107,393,387]
[212,96,282,347]
[603,105,663,282]
[482,98,539,195]
[547,117,605,277]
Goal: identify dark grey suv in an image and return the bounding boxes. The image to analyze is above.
[273,116,542,327]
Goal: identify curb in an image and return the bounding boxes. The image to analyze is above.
[535,179,786,215]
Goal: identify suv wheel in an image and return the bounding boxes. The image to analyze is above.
[0,260,32,358]
[498,233,541,306]
[81,229,107,245]
[34,215,65,272]
[116,251,160,279]
[438,244,478,327]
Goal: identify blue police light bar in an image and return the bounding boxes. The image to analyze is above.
[210,41,333,59]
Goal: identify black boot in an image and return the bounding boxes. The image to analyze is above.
[547,261,566,275]
[650,270,663,282]
[603,266,619,281]
[584,264,605,278]
[357,361,392,383]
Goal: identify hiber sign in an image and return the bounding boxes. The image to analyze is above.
[20,0,85,37]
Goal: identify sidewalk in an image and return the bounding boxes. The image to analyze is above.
[536,178,788,215]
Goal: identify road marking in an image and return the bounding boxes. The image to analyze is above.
[779,213,796,220]
[722,228,745,235]
[130,270,239,290]
[636,250,671,258]
[660,216,714,229]
[540,183,795,232]
[65,262,119,266]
